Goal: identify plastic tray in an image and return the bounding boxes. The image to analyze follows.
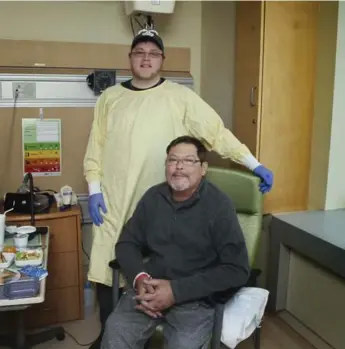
[4,277,40,299]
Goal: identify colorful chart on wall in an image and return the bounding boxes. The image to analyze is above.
[22,118,62,177]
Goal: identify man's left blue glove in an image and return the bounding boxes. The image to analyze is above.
[88,193,107,226]
[253,165,273,194]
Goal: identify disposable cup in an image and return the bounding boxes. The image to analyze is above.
[14,234,29,249]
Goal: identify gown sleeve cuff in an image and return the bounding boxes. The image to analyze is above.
[88,181,102,195]
[241,154,261,171]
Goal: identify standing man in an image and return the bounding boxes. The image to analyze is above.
[83,29,273,349]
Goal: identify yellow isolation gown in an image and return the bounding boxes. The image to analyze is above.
[83,79,256,286]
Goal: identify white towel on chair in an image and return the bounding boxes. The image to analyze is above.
[221,287,269,348]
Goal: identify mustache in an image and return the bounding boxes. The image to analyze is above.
[172,172,188,177]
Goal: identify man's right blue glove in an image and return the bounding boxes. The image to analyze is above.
[88,193,107,226]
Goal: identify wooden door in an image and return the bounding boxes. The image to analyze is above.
[232,1,263,157]
[259,1,318,213]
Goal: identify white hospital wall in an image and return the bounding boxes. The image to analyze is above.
[200,1,236,167]
[324,1,345,210]
[200,1,235,130]
[0,1,202,92]
[308,0,345,211]
[308,1,338,210]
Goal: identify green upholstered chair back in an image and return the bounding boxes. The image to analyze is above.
[206,167,263,266]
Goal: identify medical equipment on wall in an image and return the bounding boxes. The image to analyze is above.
[86,70,116,96]
[124,1,176,16]
[125,0,176,34]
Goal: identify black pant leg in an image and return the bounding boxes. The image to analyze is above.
[96,282,113,329]
[90,283,125,349]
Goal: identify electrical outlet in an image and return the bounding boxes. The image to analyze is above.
[12,82,36,99]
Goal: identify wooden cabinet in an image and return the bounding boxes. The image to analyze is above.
[6,206,84,328]
[233,1,318,213]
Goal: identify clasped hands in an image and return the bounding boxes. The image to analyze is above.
[135,278,175,318]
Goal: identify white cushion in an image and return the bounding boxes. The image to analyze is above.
[221,287,269,348]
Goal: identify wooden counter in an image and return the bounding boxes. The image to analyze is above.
[5,206,84,328]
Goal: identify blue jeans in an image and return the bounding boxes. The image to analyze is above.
[101,289,215,349]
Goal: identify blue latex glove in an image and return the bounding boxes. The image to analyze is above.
[253,165,273,194]
[88,193,107,226]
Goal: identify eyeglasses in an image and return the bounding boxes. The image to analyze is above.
[130,51,163,59]
[166,157,201,167]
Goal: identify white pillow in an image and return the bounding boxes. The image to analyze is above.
[221,287,269,348]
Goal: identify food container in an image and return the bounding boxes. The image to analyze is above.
[0,252,15,269]
[5,226,18,235]
[15,248,43,267]
[4,277,40,299]
[16,226,36,235]
[2,246,16,253]
[0,269,20,286]
[14,234,29,249]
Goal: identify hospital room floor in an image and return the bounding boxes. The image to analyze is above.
[6,309,315,349]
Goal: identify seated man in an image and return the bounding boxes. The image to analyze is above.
[101,136,250,349]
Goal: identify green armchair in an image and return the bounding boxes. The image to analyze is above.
[109,166,264,349]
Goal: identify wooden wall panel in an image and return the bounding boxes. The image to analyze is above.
[0,108,93,195]
[0,39,190,72]
[0,67,192,78]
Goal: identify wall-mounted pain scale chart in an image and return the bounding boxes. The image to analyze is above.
[22,114,61,177]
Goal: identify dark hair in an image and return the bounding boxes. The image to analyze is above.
[166,136,208,162]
